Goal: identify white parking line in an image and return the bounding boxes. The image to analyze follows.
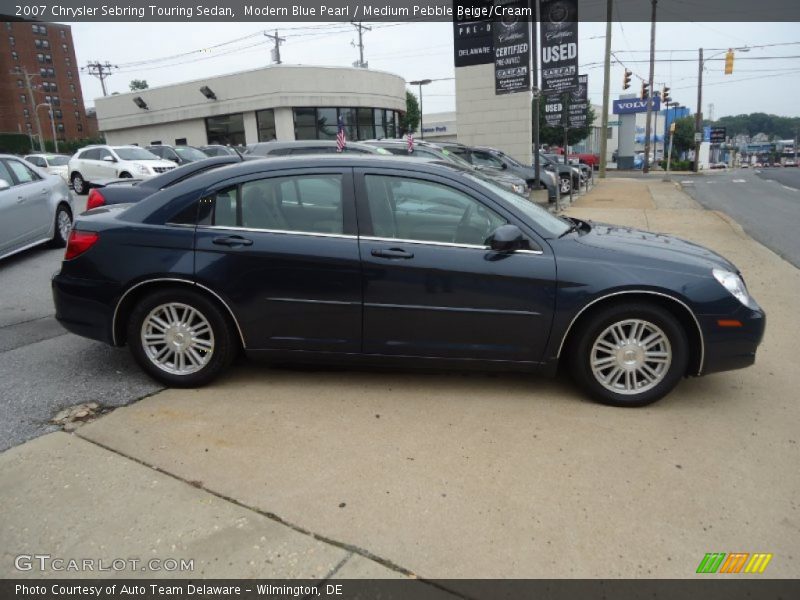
[781,185,799,192]
[732,179,747,183]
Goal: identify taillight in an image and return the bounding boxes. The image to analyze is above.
[64,230,99,260]
[86,188,106,210]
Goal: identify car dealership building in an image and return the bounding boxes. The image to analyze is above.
[94,65,407,147]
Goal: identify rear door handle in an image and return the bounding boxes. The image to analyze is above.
[212,235,253,247]
[371,247,414,259]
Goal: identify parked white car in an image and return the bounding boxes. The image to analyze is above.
[24,153,72,183]
[0,154,75,260]
[68,145,177,194]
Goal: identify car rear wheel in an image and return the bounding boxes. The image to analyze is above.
[569,303,688,407]
[51,204,72,247]
[560,176,572,194]
[128,289,236,387]
[71,173,87,195]
[119,172,132,178]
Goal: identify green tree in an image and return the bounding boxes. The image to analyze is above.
[129,79,149,92]
[400,91,420,135]
[671,116,696,156]
[707,112,800,140]
[533,99,596,146]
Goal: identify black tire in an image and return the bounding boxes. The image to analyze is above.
[119,172,132,178]
[71,172,87,195]
[569,302,689,407]
[50,204,72,248]
[127,288,237,387]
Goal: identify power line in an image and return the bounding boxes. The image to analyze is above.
[82,61,117,96]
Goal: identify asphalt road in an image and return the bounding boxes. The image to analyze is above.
[680,168,800,268]
[0,193,162,452]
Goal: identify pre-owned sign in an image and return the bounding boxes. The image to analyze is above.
[544,95,564,127]
[568,74,588,128]
[493,0,531,94]
[453,0,494,67]
[540,0,579,94]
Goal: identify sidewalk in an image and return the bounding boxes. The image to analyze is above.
[2,178,799,581]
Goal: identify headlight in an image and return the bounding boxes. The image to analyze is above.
[511,183,526,195]
[135,164,151,175]
[712,268,756,308]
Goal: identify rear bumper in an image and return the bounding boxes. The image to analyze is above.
[700,304,766,375]
[52,272,118,345]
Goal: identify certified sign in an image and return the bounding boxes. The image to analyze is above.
[540,0,579,94]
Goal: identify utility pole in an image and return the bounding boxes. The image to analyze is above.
[18,68,44,151]
[532,0,541,189]
[599,0,613,178]
[694,48,703,173]
[351,22,371,68]
[264,30,285,64]
[642,0,657,174]
[82,61,116,96]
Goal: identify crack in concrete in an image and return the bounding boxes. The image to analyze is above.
[74,432,471,598]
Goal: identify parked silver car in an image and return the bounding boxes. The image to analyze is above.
[0,155,75,260]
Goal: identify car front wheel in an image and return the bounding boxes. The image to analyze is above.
[128,289,236,387]
[51,204,72,247]
[570,303,689,407]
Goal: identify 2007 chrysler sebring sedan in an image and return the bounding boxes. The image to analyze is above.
[52,156,765,406]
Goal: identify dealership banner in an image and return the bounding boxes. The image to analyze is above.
[453,0,494,67]
[568,74,588,128]
[540,0,579,94]
[613,97,661,114]
[544,95,564,127]
[493,0,531,94]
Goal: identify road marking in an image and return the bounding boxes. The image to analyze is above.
[732,179,747,183]
[681,180,694,185]
[782,185,798,192]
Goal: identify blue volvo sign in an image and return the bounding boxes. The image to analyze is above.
[613,97,661,114]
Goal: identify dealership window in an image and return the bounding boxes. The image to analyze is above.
[357,108,374,140]
[374,109,387,139]
[317,108,338,139]
[175,138,187,146]
[293,108,317,140]
[256,109,276,142]
[385,110,396,138]
[339,108,357,141]
[205,113,245,146]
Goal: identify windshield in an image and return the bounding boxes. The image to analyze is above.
[114,147,161,161]
[44,155,70,166]
[440,148,476,170]
[174,146,209,161]
[465,174,571,238]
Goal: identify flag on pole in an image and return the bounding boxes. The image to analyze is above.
[407,133,414,154]
[336,115,346,152]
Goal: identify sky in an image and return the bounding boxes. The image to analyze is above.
[68,21,800,119]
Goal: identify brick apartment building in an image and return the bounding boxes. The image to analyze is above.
[0,20,97,147]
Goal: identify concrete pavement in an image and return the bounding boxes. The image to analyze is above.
[1,178,798,581]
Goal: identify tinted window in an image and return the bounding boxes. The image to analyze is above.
[241,174,343,234]
[48,155,69,166]
[115,148,159,160]
[364,175,506,246]
[26,156,46,167]
[7,160,41,184]
[211,187,237,227]
[97,148,114,160]
[174,146,208,162]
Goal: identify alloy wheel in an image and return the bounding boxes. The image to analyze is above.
[589,318,672,395]
[140,302,215,376]
[57,208,72,242]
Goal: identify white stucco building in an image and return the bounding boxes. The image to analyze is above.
[95,65,407,147]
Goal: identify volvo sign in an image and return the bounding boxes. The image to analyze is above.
[613,97,661,114]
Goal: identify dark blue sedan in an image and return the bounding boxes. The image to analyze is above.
[52,156,765,406]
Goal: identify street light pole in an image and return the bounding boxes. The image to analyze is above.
[642,0,657,174]
[35,103,57,153]
[599,0,613,178]
[409,79,431,139]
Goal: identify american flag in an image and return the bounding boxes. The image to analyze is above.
[407,133,414,154]
[336,115,346,152]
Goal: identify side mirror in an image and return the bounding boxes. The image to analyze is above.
[0,178,10,191]
[487,224,525,252]
[500,162,508,170]
[169,156,180,163]
[102,156,115,162]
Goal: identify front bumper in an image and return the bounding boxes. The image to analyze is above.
[699,303,766,375]
[52,272,118,345]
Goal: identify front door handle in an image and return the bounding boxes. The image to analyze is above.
[212,235,253,247]
[371,247,414,259]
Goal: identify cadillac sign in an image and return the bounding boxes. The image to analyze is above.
[613,97,661,114]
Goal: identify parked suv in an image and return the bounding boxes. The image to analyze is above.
[24,153,71,183]
[68,145,177,194]
[146,144,210,165]
[363,139,531,198]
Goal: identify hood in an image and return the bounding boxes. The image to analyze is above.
[133,160,176,170]
[574,221,737,273]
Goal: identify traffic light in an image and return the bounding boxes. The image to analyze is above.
[662,87,671,103]
[623,69,632,90]
[641,82,649,100]
[724,49,734,75]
